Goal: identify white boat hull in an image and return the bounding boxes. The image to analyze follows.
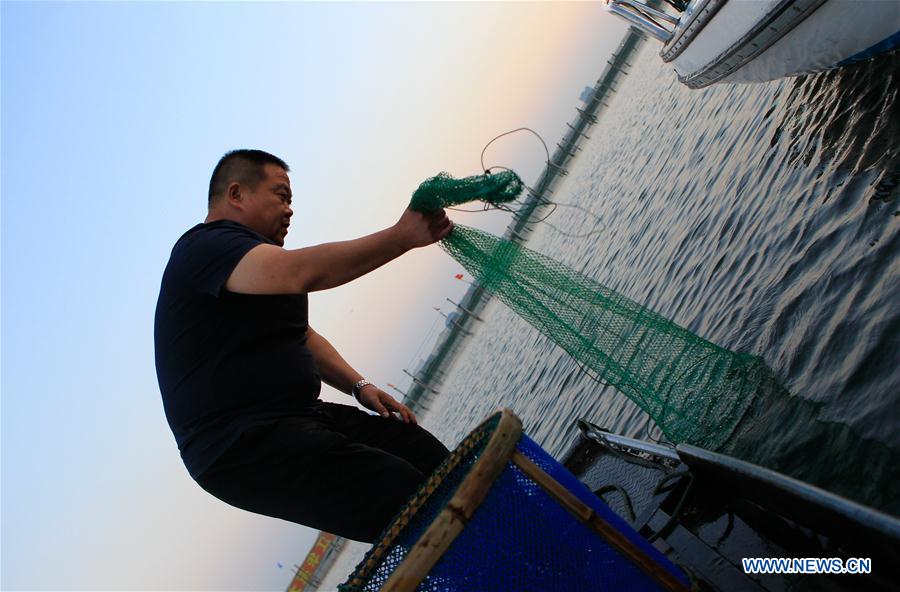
[606,0,900,87]
[722,0,899,83]
[668,0,900,87]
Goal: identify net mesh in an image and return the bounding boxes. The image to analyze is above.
[340,411,688,591]
[410,170,763,450]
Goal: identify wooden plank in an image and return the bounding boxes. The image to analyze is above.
[382,409,523,592]
[511,451,690,592]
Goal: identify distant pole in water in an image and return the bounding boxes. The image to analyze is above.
[387,383,408,397]
[435,307,473,336]
[446,297,484,322]
[403,368,438,394]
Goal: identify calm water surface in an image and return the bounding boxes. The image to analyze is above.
[322,44,899,589]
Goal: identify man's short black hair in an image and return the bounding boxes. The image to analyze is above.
[208,149,290,207]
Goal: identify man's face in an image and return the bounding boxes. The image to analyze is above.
[242,163,293,246]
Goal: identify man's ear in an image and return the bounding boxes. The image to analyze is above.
[226,182,243,208]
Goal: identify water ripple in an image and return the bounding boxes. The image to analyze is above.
[423,46,900,515]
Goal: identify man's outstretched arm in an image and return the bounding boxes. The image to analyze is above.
[306,326,417,424]
[225,207,452,295]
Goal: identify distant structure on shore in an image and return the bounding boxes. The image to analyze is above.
[579,86,595,103]
[285,532,346,592]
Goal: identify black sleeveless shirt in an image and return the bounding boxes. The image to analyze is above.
[154,220,321,479]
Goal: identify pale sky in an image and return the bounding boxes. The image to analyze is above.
[2,2,628,590]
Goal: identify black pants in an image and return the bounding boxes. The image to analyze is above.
[195,401,450,543]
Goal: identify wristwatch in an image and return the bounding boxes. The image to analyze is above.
[352,379,373,401]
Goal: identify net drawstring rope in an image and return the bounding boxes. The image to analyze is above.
[472,127,609,237]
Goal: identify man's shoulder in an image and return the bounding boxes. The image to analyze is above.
[160,220,272,296]
[170,220,274,259]
[176,220,265,246]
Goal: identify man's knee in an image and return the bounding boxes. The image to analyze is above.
[338,462,426,543]
[382,425,450,478]
[417,432,451,475]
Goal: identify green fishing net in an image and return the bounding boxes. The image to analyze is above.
[408,170,900,512]
[411,171,525,214]
[410,170,761,450]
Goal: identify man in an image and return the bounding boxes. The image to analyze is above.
[154,149,453,542]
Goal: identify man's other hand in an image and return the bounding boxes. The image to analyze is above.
[394,207,453,250]
[357,385,418,425]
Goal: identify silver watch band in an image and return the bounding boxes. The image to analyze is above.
[352,379,372,400]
